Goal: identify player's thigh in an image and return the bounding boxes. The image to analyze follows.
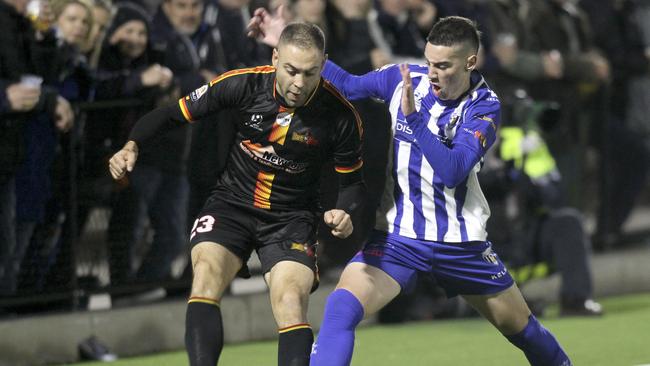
[336,262,401,317]
[265,260,314,327]
[190,241,243,301]
[462,283,531,335]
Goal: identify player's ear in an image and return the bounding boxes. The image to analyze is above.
[321,53,328,69]
[272,48,279,68]
[466,54,477,71]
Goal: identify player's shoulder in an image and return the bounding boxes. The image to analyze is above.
[321,79,363,123]
[467,72,501,110]
[208,65,276,87]
[321,80,357,112]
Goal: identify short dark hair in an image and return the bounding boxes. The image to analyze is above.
[278,22,325,53]
[426,16,480,54]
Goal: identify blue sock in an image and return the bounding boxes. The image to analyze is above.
[506,315,572,366]
[310,289,364,366]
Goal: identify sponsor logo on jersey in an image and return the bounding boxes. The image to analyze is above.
[240,140,308,173]
[395,119,413,134]
[190,84,208,102]
[474,130,487,148]
[478,115,497,130]
[291,131,319,146]
[245,114,264,131]
[290,242,316,257]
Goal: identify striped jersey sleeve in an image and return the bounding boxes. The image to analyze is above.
[178,66,275,122]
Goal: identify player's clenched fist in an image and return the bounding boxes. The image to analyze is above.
[109,141,139,179]
[324,209,353,239]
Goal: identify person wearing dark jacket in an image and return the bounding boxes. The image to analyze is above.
[95,3,186,286]
[151,0,234,229]
[0,0,74,296]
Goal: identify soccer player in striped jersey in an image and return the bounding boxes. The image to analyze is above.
[108,23,365,366]
[248,14,572,366]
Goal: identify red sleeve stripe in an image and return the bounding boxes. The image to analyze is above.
[335,159,364,173]
[178,97,193,122]
[209,65,276,86]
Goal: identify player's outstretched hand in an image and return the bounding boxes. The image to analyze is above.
[246,5,287,48]
[109,141,139,180]
[324,209,353,239]
[400,64,415,116]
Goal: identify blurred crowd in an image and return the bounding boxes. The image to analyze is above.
[1,0,649,315]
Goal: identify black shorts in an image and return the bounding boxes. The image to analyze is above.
[189,195,320,291]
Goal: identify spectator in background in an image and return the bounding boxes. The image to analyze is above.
[0,0,74,296]
[326,0,391,71]
[405,0,436,40]
[480,95,603,316]
[12,0,88,294]
[625,0,650,152]
[477,0,564,98]
[203,0,268,69]
[374,0,426,59]
[94,3,180,286]
[522,0,610,211]
[81,0,114,69]
[151,0,237,231]
[579,0,649,250]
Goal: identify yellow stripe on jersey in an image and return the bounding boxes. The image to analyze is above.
[187,296,219,306]
[278,323,311,333]
[178,97,193,122]
[253,171,275,209]
[268,119,291,145]
[209,65,275,87]
[335,159,364,173]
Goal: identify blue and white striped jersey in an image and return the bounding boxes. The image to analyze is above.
[323,61,500,243]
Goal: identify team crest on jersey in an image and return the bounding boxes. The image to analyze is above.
[190,84,208,101]
[482,247,499,265]
[276,112,293,126]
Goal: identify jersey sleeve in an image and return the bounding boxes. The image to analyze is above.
[406,92,501,188]
[321,61,403,102]
[177,70,252,123]
[332,103,364,181]
[453,97,501,156]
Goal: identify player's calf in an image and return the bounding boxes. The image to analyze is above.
[506,314,572,366]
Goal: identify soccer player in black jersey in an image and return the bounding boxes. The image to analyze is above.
[108,23,365,366]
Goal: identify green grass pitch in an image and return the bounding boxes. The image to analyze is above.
[67,293,650,365]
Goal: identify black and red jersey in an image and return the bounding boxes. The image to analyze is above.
[174,65,364,211]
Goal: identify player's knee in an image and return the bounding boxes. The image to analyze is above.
[494,310,530,335]
[191,259,227,297]
[272,289,308,326]
[323,289,364,329]
[274,289,307,313]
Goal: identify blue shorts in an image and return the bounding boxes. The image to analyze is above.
[349,230,514,297]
